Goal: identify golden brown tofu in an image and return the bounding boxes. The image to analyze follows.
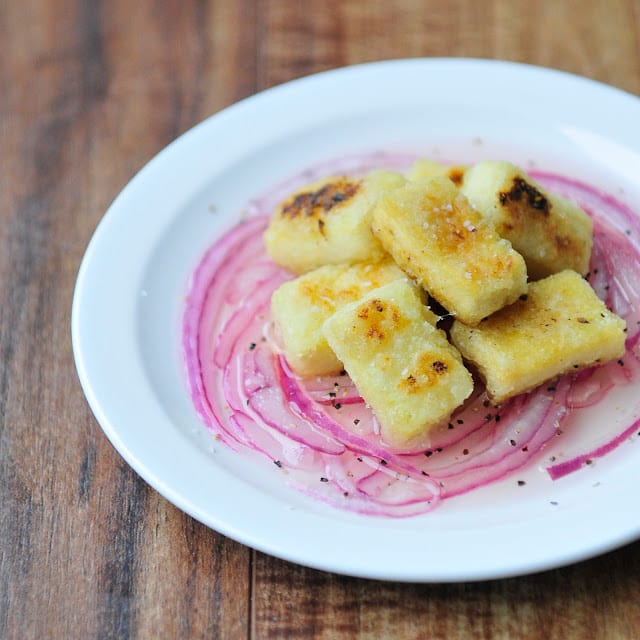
[450,270,627,403]
[322,279,473,450]
[271,260,407,376]
[264,171,404,274]
[408,159,467,186]
[371,176,528,325]
[461,161,593,280]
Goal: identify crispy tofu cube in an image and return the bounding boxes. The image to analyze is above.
[461,161,593,280]
[408,159,467,186]
[450,270,627,403]
[322,279,473,450]
[264,171,405,274]
[371,176,528,325]
[271,260,407,376]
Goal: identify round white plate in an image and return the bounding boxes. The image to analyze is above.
[72,59,640,582]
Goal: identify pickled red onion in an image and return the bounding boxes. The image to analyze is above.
[183,162,640,517]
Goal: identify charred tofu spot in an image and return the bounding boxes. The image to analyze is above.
[367,326,386,340]
[554,234,572,250]
[280,178,362,220]
[447,168,465,186]
[399,353,452,393]
[431,360,448,374]
[499,177,549,215]
[355,298,407,343]
[422,193,481,251]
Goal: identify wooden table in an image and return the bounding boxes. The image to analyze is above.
[3,1,640,637]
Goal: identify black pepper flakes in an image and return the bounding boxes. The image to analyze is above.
[380,459,388,466]
[320,477,329,482]
[249,342,257,351]
[333,402,342,410]
[517,480,526,486]
[353,418,360,425]
[274,460,283,468]
[424,450,433,457]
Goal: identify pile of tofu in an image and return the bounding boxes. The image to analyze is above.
[263,160,627,450]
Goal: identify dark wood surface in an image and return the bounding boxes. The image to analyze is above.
[2,1,640,638]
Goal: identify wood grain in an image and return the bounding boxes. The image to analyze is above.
[1,0,640,638]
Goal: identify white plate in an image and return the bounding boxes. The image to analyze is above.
[72,59,640,582]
